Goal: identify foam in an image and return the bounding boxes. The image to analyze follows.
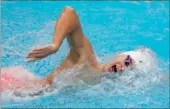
[1,47,166,103]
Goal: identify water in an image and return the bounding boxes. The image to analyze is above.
[1,1,169,108]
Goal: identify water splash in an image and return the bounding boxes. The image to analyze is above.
[1,47,167,104]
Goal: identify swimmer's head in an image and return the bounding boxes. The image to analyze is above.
[103,54,135,73]
[103,47,156,73]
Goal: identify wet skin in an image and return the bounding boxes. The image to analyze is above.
[27,6,134,86]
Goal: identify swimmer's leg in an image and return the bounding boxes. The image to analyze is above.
[27,6,84,61]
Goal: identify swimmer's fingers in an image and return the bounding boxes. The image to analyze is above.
[26,54,46,62]
[31,44,57,52]
[27,48,44,57]
[26,48,48,59]
[26,57,42,62]
[27,44,57,59]
[27,51,46,58]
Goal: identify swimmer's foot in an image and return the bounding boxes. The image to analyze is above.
[26,44,58,62]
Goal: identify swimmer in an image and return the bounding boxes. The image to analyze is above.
[26,6,136,86]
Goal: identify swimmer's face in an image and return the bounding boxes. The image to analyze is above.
[104,54,133,73]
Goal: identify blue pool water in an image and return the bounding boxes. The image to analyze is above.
[1,1,169,108]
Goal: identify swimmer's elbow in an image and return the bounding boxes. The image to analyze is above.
[63,6,75,13]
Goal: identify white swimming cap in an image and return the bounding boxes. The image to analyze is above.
[121,48,157,70]
[122,51,144,65]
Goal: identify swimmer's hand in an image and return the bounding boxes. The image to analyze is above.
[26,44,58,62]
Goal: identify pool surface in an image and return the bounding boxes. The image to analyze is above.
[1,1,169,108]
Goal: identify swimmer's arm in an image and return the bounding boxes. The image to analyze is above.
[27,6,79,62]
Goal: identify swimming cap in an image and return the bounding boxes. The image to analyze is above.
[121,49,157,70]
[121,51,144,65]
